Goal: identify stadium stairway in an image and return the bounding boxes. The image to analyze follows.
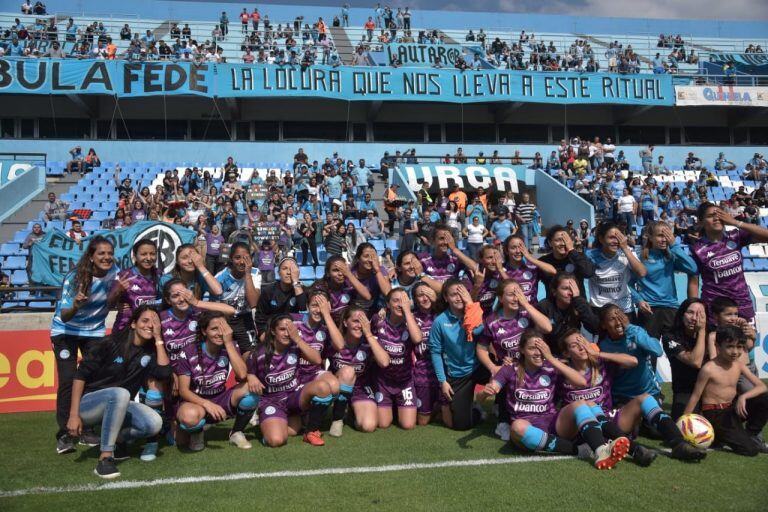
[0,172,80,244]
[328,26,355,65]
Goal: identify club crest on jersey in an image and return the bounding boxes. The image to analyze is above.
[518,317,529,328]
[217,356,229,367]
[401,331,409,341]
[375,392,384,403]
[565,263,575,273]
[188,321,197,331]
[726,241,737,250]
[355,350,367,361]
[489,279,498,289]
[523,271,533,280]
[340,293,350,304]
[447,263,456,273]
[265,406,276,416]
[287,354,298,365]
[289,297,296,306]
[140,355,151,367]
[315,330,326,341]
[594,372,604,385]
[538,375,551,386]
[59,349,71,360]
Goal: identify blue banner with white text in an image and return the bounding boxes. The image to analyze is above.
[0,59,675,105]
[30,221,196,286]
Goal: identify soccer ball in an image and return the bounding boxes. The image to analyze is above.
[676,414,715,449]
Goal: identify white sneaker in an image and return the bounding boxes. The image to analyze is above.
[189,431,205,452]
[229,431,252,450]
[494,422,510,441]
[249,411,260,427]
[329,419,344,438]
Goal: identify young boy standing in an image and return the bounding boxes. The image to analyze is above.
[685,325,768,456]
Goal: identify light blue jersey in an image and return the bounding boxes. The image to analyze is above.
[429,309,479,382]
[51,265,119,337]
[599,324,662,400]
[631,244,697,308]
[213,267,262,317]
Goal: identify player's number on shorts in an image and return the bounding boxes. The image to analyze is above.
[402,388,413,401]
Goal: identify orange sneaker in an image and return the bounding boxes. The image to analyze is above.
[594,436,630,470]
[303,430,325,446]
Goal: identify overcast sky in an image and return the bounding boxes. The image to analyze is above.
[281,0,768,21]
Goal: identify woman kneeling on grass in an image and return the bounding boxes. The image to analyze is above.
[67,305,171,479]
[175,312,258,451]
[249,314,333,447]
[482,330,631,470]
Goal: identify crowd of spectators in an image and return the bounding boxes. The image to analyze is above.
[744,45,764,54]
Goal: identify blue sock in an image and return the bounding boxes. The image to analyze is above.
[180,418,206,433]
[640,395,664,425]
[145,389,163,409]
[574,404,597,431]
[237,393,260,414]
[339,383,354,397]
[520,425,546,451]
[589,404,605,422]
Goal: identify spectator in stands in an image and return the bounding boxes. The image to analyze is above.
[67,220,87,246]
[639,145,654,174]
[21,1,32,14]
[715,152,736,171]
[514,193,536,249]
[43,192,69,223]
[66,146,84,175]
[684,152,702,170]
[219,11,229,36]
[181,24,191,39]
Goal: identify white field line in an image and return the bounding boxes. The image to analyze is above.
[0,455,572,498]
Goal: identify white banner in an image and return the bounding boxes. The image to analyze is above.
[675,85,768,107]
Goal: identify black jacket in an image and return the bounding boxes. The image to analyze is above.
[536,296,600,353]
[75,335,171,396]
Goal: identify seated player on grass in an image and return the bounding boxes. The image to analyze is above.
[175,313,258,451]
[598,305,706,461]
[248,314,333,447]
[558,329,658,466]
[482,330,631,470]
[685,325,768,456]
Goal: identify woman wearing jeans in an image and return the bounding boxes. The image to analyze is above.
[51,236,120,455]
[67,305,171,479]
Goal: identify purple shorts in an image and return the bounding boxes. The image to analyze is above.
[258,387,304,423]
[607,406,638,439]
[518,413,557,435]
[201,387,236,423]
[351,382,376,404]
[375,376,417,409]
[298,367,326,386]
[414,379,440,415]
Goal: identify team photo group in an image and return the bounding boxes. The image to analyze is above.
[49,159,768,480]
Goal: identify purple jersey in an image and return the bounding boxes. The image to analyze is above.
[256,249,276,273]
[419,251,464,282]
[558,361,613,413]
[292,314,329,384]
[413,310,437,385]
[160,308,200,371]
[329,341,374,386]
[372,315,413,382]
[690,228,753,319]
[176,343,236,397]
[477,310,530,361]
[352,267,389,315]
[113,267,160,331]
[462,271,503,314]
[249,344,301,397]
[494,362,560,425]
[316,279,356,322]
[504,260,540,304]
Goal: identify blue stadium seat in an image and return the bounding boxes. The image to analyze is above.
[315,266,325,279]
[10,270,27,285]
[299,266,315,280]
[29,301,54,309]
[0,243,21,256]
[385,240,399,252]
[3,256,26,270]
[13,230,30,243]
[370,239,385,252]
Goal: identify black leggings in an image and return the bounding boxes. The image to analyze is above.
[301,238,319,266]
[52,334,98,439]
[446,365,491,431]
[703,394,768,456]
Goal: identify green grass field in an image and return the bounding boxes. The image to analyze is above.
[1,386,767,512]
